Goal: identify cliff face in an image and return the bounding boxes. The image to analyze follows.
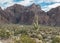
[2,4,48,25]
[0,7,8,23]
[28,4,49,25]
[4,4,35,24]
[47,6,60,26]
[1,4,60,26]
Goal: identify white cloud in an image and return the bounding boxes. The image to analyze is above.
[0,0,34,9]
[0,0,60,11]
[31,0,60,4]
[16,0,34,6]
[42,0,60,3]
[0,0,14,9]
[42,3,60,11]
[0,0,12,4]
[48,3,60,8]
[53,0,60,2]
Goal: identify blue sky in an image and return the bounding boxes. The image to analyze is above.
[0,0,60,11]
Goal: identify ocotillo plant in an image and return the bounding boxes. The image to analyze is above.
[33,15,39,30]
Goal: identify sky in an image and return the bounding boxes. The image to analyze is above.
[0,0,60,12]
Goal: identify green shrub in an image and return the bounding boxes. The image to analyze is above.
[13,35,36,43]
[0,29,11,39]
[52,35,60,43]
[14,28,28,36]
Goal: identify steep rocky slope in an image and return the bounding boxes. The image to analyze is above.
[47,6,60,26]
[0,7,8,23]
[0,3,60,26]
[3,4,48,25]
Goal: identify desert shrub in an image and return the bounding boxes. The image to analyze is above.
[52,35,60,43]
[0,29,11,39]
[13,35,36,43]
[14,28,28,36]
[20,35,36,43]
[37,34,43,40]
[30,33,43,40]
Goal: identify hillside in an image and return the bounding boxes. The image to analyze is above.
[0,4,60,26]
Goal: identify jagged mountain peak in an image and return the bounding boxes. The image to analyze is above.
[0,4,47,24]
[30,3,41,8]
[1,4,60,26]
[12,4,25,7]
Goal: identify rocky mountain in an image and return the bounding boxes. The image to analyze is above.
[0,3,60,26]
[47,6,60,26]
[28,3,49,25]
[2,3,48,25]
[0,7,8,23]
[4,4,34,24]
